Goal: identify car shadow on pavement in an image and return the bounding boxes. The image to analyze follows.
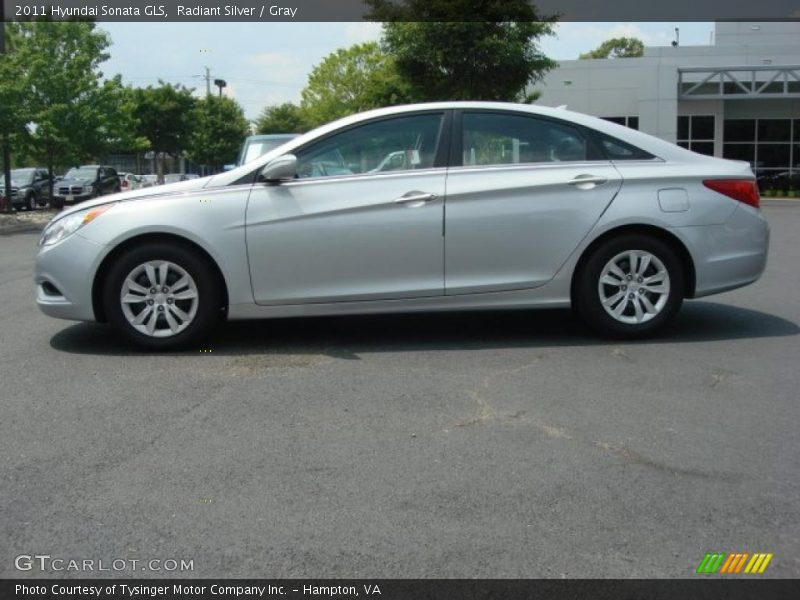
[49,300,799,357]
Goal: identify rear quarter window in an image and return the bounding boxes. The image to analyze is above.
[596,133,655,160]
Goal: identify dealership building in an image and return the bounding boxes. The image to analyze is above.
[536,22,800,180]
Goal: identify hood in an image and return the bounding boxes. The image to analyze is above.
[0,179,25,190]
[55,174,214,220]
[58,177,94,187]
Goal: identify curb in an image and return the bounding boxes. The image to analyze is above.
[0,223,46,236]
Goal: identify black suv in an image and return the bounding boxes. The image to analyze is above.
[51,165,121,209]
[0,168,52,211]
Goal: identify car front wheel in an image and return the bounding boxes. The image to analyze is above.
[103,243,222,349]
[27,193,37,211]
[574,234,684,338]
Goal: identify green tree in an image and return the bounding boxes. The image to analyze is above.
[579,37,644,59]
[188,95,250,172]
[300,41,413,127]
[0,23,30,212]
[81,77,149,160]
[367,1,557,102]
[255,103,308,134]
[14,21,119,195]
[132,82,196,180]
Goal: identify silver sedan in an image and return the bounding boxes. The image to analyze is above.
[35,102,769,349]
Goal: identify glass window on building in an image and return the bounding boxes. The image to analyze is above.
[724,119,755,142]
[723,118,795,180]
[758,119,791,142]
[677,115,715,156]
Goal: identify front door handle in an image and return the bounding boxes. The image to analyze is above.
[568,174,608,189]
[394,192,438,207]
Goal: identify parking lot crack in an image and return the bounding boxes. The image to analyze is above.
[455,356,545,428]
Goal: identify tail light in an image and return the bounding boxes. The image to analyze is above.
[703,179,760,209]
[121,180,129,188]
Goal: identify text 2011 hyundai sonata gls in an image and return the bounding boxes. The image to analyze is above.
[35,102,769,349]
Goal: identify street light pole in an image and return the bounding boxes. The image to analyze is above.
[213,78,226,97]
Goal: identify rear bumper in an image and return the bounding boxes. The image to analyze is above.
[674,205,770,298]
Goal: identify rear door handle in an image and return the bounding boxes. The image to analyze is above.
[568,174,608,189]
[394,192,438,206]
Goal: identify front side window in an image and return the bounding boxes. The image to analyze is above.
[295,113,443,179]
[462,112,588,166]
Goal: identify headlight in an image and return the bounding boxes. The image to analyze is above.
[39,204,115,247]
[83,185,94,194]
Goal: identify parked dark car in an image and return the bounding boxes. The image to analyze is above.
[0,168,52,211]
[51,165,121,209]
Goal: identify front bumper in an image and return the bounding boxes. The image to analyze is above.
[53,193,93,206]
[34,232,105,321]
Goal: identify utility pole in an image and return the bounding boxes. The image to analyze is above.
[204,66,211,96]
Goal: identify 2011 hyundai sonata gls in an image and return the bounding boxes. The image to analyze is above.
[35,102,769,349]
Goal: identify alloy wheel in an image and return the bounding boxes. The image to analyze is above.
[597,250,671,325]
[119,260,199,337]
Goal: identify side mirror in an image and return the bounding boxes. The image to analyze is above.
[260,154,297,184]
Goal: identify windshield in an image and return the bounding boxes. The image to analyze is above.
[10,169,35,185]
[64,167,97,181]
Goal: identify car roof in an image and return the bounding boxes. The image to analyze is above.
[246,134,300,141]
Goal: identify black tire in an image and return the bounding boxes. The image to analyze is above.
[573,234,685,339]
[102,242,223,350]
[26,193,37,211]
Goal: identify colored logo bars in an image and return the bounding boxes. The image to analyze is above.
[696,552,773,574]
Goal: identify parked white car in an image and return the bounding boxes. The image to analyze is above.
[118,172,145,191]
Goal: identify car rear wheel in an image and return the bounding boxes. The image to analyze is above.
[103,243,222,349]
[574,234,684,338]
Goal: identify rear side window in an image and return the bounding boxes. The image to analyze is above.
[462,112,589,166]
[596,133,655,160]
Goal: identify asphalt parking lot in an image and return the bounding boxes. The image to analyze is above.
[1,202,798,579]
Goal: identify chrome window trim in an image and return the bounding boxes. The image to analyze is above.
[446,161,615,175]
[278,167,448,188]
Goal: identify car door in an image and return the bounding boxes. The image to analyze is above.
[444,110,623,294]
[246,111,448,305]
[106,168,119,193]
[35,170,50,201]
[94,168,105,195]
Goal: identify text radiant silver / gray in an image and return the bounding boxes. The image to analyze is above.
[35,102,769,349]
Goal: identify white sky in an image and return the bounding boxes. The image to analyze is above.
[100,22,715,120]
